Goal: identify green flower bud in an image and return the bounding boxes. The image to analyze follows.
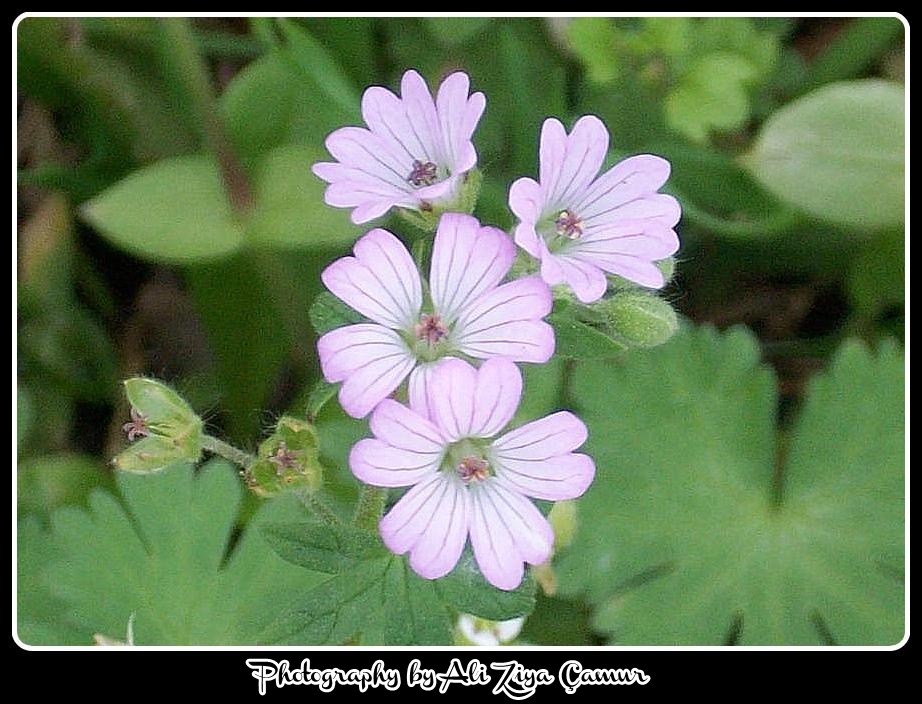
[244,416,323,497]
[603,291,679,349]
[548,499,578,551]
[114,378,203,473]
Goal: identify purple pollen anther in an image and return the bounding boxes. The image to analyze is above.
[414,313,448,346]
[268,442,299,474]
[555,210,584,239]
[407,159,438,187]
[457,456,490,484]
[122,408,150,442]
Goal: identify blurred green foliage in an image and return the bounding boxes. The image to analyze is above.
[17,16,904,646]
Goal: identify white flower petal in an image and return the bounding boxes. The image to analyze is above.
[321,228,422,329]
[429,213,515,324]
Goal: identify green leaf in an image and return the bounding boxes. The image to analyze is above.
[565,18,619,84]
[81,154,245,262]
[248,145,362,249]
[424,17,492,46]
[309,291,365,336]
[847,230,904,319]
[383,559,453,645]
[185,255,291,441]
[557,327,904,645]
[260,521,384,573]
[258,556,391,644]
[744,80,905,231]
[18,453,111,518]
[803,18,904,91]
[221,54,341,169]
[17,518,86,645]
[436,550,536,621]
[276,19,361,121]
[43,461,327,644]
[650,140,798,239]
[665,52,759,142]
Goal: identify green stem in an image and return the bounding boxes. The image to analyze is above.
[295,489,342,526]
[353,485,387,530]
[201,434,256,469]
[158,18,253,213]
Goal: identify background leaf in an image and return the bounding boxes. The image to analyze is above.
[557,327,904,645]
[745,79,905,230]
[40,461,327,644]
[81,154,245,262]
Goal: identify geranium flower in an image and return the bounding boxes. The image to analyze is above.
[509,115,681,303]
[318,213,554,418]
[350,357,595,590]
[312,69,486,224]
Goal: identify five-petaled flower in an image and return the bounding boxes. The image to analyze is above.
[509,116,681,303]
[312,69,486,224]
[350,357,595,590]
[318,213,555,419]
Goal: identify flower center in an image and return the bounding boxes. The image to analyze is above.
[414,313,448,346]
[555,210,584,239]
[457,455,490,484]
[407,159,438,188]
[122,408,150,442]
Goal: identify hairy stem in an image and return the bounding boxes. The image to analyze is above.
[201,435,257,469]
[295,489,342,526]
[353,485,387,530]
[158,18,253,213]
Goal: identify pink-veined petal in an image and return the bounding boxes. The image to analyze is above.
[545,115,609,209]
[338,352,416,419]
[407,480,470,579]
[430,213,516,324]
[508,177,545,224]
[317,323,411,383]
[324,127,413,191]
[469,480,554,590]
[400,70,443,165]
[538,118,567,200]
[585,193,681,229]
[493,452,595,501]
[436,72,475,169]
[362,85,429,167]
[577,222,680,260]
[380,474,468,575]
[321,229,422,329]
[453,276,555,362]
[370,398,446,453]
[468,358,523,438]
[408,361,440,421]
[513,221,542,259]
[584,253,666,289]
[350,437,442,488]
[574,154,673,220]
[427,357,477,441]
[546,254,608,303]
[492,411,589,458]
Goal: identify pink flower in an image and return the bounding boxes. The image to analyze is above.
[509,116,681,303]
[350,357,595,590]
[312,69,486,224]
[318,213,554,419]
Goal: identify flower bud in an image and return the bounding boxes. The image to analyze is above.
[602,291,679,349]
